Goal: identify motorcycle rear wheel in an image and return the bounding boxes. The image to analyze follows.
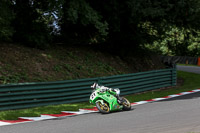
[96,101,110,114]
[122,97,131,111]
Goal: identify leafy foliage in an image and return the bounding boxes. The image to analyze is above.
[12,0,53,48]
[0,0,14,41]
[59,0,108,44]
[0,0,200,55]
[145,25,200,56]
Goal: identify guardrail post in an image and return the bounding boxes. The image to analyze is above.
[171,64,177,86]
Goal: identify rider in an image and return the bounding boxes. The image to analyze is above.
[91,83,123,104]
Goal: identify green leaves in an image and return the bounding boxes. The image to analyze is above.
[145,25,200,56]
[1,0,200,51]
[0,0,14,41]
[65,0,108,36]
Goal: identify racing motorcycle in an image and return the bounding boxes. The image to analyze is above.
[89,83,131,114]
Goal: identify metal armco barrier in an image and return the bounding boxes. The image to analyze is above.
[161,56,198,65]
[0,68,176,111]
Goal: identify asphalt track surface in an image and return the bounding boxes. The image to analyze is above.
[1,66,200,133]
[177,65,200,74]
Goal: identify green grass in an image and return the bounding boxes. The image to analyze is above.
[0,103,94,120]
[126,70,200,103]
[0,70,200,120]
[0,44,136,84]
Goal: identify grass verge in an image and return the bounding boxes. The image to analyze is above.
[126,70,200,102]
[0,70,200,120]
[0,103,94,120]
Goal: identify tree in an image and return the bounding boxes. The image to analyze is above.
[0,0,14,41]
[59,0,108,45]
[12,0,52,48]
[1,0,200,52]
[145,26,200,56]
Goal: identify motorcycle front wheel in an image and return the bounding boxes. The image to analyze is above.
[96,101,110,114]
[122,97,131,111]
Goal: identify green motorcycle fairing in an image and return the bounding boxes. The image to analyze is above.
[89,88,123,111]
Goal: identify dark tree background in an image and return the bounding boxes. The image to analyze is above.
[0,0,200,55]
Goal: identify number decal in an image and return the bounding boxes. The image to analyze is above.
[90,92,96,100]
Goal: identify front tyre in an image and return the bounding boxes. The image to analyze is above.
[122,97,131,111]
[96,101,110,114]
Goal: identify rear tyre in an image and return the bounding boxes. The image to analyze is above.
[96,101,110,114]
[122,97,131,111]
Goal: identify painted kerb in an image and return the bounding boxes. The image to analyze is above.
[0,68,176,111]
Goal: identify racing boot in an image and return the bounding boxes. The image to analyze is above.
[116,95,123,105]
